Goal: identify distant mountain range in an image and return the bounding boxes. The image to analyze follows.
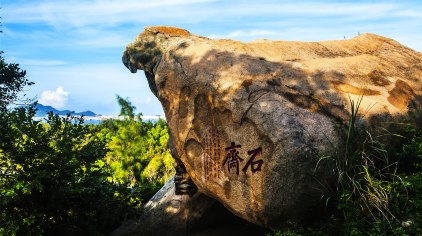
[34,104,97,117]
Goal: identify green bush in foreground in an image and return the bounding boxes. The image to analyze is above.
[1,49,174,235]
[0,103,175,235]
[0,107,141,235]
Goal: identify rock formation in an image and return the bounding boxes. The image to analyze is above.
[122,26,422,229]
[111,177,268,236]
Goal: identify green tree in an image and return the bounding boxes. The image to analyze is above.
[141,119,174,184]
[117,95,136,120]
[0,108,140,235]
[99,96,174,188]
[0,51,32,111]
[0,49,174,234]
[103,118,150,185]
[0,54,140,235]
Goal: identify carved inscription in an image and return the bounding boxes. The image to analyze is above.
[242,147,263,174]
[223,142,264,175]
[223,142,244,175]
[203,128,222,180]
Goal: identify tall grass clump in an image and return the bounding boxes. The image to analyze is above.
[330,97,421,235]
[334,97,401,230]
[270,96,421,235]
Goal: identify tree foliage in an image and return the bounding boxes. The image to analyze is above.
[99,97,174,189]
[116,95,136,120]
[0,108,141,235]
[0,52,174,234]
[0,52,32,111]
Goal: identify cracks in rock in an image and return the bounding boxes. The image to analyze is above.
[152,55,163,75]
[170,51,190,80]
[248,89,270,103]
[239,104,254,126]
[235,88,271,126]
[183,126,196,149]
[282,84,349,125]
[283,84,309,96]
[174,157,198,196]
[266,78,282,87]
[236,76,348,135]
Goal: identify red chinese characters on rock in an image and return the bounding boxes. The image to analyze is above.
[222,142,263,175]
[242,147,263,174]
[203,128,222,180]
[223,142,244,175]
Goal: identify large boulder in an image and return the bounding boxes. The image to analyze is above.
[122,26,422,228]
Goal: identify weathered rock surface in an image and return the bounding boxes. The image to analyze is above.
[111,177,268,236]
[122,26,422,228]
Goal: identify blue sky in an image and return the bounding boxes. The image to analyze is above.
[1,0,421,115]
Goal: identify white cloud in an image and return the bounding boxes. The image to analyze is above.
[74,34,128,48]
[39,86,70,108]
[2,1,403,28]
[24,63,164,115]
[209,30,285,40]
[395,9,422,18]
[3,0,218,27]
[20,59,68,67]
[3,0,421,50]
[131,96,153,111]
